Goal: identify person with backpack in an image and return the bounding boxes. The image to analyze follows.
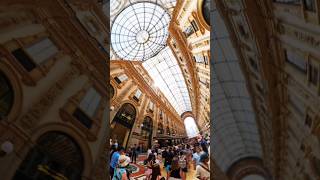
[150,156,162,180]
[145,154,156,180]
[195,153,210,180]
[110,146,125,178]
[112,155,130,180]
[167,157,186,180]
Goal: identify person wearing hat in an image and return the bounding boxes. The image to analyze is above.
[195,153,210,180]
[113,155,131,180]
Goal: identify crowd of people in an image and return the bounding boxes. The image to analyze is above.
[109,135,210,180]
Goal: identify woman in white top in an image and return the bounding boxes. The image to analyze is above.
[195,153,210,180]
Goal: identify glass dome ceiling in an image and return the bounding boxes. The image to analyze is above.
[111,2,170,61]
[110,0,192,116]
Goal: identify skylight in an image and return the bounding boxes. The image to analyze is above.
[143,47,192,115]
[111,2,170,61]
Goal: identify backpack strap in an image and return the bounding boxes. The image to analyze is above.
[199,164,210,173]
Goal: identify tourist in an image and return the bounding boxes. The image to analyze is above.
[162,147,168,168]
[145,154,156,180]
[131,144,138,164]
[192,145,202,170]
[147,148,152,158]
[110,146,125,178]
[150,155,162,180]
[199,135,208,154]
[114,139,118,149]
[110,144,117,161]
[167,157,186,180]
[185,144,192,169]
[112,155,130,180]
[195,153,210,180]
[178,151,187,172]
[164,147,174,173]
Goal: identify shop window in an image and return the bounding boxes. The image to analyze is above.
[12,38,58,72]
[284,49,307,73]
[113,103,136,128]
[114,74,128,84]
[0,72,14,118]
[303,0,316,12]
[73,87,101,128]
[133,89,142,102]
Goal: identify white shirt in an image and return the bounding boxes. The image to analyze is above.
[196,163,210,179]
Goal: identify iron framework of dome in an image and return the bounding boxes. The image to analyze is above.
[111,2,170,61]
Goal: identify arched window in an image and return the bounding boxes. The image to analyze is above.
[141,116,153,148]
[158,123,164,134]
[114,103,136,128]
[0,72,14,118]
[166,126,171,135]
[13,132,84,180]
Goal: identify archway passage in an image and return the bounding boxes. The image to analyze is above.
[13,132,84,180]
[111,103,136,148]
[184,116,200,138]
[0,71,14,118]
[141,116,153,148]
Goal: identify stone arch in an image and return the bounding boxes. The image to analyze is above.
[111,99,139,122]
[29,122,93,178]
[111,102,138,148]
[226,157,270,180]
[141,116,153,148]
[0,60,23,122]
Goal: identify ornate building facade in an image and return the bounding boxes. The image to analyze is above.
[0,0,109,179]
[110,60,187,149]
[212,0,320,179]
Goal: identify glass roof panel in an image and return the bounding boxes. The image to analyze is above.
[111,2,170,61]
[143,47,192,115]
